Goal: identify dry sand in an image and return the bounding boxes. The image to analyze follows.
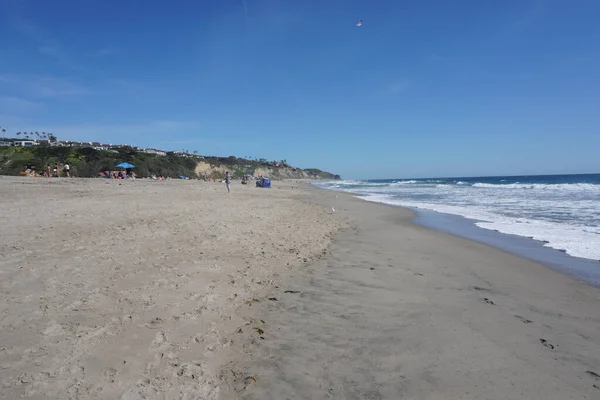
[1,177,599,400]
[233,189,600,400]
[0,177,347,399]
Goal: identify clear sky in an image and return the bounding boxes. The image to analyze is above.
[1,0,599,179]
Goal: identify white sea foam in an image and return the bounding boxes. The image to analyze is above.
[315,179,600,261]
[358,194,600,260]
[472,182,600,191]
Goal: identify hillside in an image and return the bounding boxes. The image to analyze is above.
[0,145,341,180]
[303,168,342,180]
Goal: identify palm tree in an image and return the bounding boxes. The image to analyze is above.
[1,128,5,138]
[35,131,40,138]
[16,132,21,136]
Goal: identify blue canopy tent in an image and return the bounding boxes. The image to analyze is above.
[116,162,135,169]
[115,162,135,178]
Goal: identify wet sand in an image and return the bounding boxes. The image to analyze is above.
[1,177,599,399]
[230,188,600,399]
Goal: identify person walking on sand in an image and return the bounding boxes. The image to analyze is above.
[225,171,231,193]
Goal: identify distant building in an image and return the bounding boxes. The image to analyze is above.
[143,148,167,156]
[13,140,38,147]
[1,135,175,156]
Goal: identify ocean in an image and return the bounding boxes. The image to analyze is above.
[315,174,600,267]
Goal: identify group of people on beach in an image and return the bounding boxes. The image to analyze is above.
[100,168,136,179]
[22,162,70,178]
[21,164,253,194]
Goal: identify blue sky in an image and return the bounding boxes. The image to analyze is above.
[1,0,599,179]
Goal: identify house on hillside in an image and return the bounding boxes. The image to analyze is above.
[34,140,60,146]
[143,148,167,156]
[0,138,40,147]
[13,140,38,147]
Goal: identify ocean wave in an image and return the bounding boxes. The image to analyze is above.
[317,180,389,188]
[318,179,600,191]
[356,194,600,261]
[472,182,600,191]
[389,180,418,185]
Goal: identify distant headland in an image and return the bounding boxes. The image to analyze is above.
[0,132,341,180]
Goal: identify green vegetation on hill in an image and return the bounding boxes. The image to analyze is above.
[0,145,199,178]
[303,169,342,180]
[0,145,342,180]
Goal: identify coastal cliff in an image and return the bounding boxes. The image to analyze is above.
[195,157,340,180]
[0,145,341,180]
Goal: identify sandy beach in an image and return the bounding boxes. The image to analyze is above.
[0,177,347,399]
[230,188,600,399]
[1,177,599,399]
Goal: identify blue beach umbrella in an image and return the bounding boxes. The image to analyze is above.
[116,162,135,169]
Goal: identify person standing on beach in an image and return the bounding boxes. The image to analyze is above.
[225,171,231,193]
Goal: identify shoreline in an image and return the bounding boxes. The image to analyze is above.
[314,184,600,288]
[1,177,599,399]
[411,208,600,287]
[235,184,600,399]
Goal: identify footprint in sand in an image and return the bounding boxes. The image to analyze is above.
[103,367,117,383]
[175,362,208,381]
[483,298,495,305]
[193,335,203,344]
[539,338,556,349]
[514,315,533,323]
[586,370,600,380]
[146,317,164,328]
[151,331,169,348]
